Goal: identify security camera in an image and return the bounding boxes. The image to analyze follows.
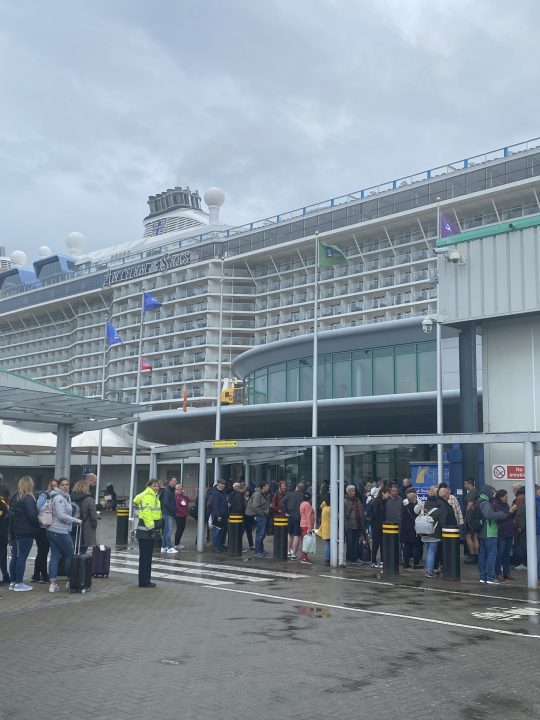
[422,317,433,334]
[448,250,462,264]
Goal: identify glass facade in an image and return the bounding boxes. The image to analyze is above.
[243,340,436,405]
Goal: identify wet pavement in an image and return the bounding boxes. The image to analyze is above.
[3,514,539,720]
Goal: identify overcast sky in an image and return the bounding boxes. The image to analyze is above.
[1,0,539,260]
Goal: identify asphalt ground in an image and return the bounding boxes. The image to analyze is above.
[3,515,540,720]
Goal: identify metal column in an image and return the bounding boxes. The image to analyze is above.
[524,441,538,589]
[459,323,480,483]
[55,423,72,479]
[338,446,345,566]
[149,449,157,480]
[330,445,338,567]
[196,446,207,553]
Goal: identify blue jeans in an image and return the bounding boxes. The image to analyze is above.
[10,536,34,584]
[162,514,174,549]
[324,540,330,562]
[425,541,439,574]
[496,535,513,577]
[212,525,223,551]
[478,536,497,581]
[47,530,74,580]
[255,515,268,555]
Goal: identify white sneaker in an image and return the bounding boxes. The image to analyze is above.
[515,564,527,571]
[8,582,16,590]
[176,544,185,550]
[13,583,33,592]
[167,547,178,554]
[160,547,168,553]
[49,582,60,593]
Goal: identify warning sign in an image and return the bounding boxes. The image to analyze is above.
[491,464,525,481]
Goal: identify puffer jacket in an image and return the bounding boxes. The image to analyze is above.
[49,488,76,534]
[9,493,39,538]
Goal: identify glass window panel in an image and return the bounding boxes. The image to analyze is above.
[268,369,286,403]
[332,208,347,229]
[395,343,415,354]
[373,345,394,357]
[410,185,429,207]
[352,357,372,396]
[347,205,362,224]
[373,355,394,395]
[418,349,436,391]
[290,221,304,240]
[378,195,394,216]
[417,340,436,352]
[362,199,378,221]
[395,353,417,393]
[447,175,466,198]
[269,363,286,374]
[287,365,299,401]
[318,358,332,399]
[428,179,448,202]
[254,372,267,404]
[465,169,487,194]
[333,359,351,398]
[299,361,312,401]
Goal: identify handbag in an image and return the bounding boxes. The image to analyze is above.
[414,508,437,536]
[359,538,371,563]
[302,531,316,554]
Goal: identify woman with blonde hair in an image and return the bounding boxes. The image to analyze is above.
[9,476,39,592]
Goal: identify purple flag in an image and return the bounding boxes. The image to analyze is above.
[440,211,459,238]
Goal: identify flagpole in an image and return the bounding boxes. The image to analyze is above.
[311,232,319,514]
[214,256,224,483]
[96,322,108,505]
[436,198,443,485]
[128,293,145,522]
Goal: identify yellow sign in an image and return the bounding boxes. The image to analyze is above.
[212,440,238,448]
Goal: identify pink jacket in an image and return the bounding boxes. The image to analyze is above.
[299,500,315,530]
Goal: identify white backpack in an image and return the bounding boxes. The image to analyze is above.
[37,493,53,528]
[414,507,437,536]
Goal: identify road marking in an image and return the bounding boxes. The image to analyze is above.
[113,552,308,579]
[319,574,540,605]
[206,586,540,640]
[471,606,540,622]
[108,564,230,586]
[110,557,267,583]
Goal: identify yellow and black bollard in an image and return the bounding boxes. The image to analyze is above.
[228,514,243,557]
[382,523,400,575]
[116,507,129,546]
[273,516,288,561]
[442,527,461,581]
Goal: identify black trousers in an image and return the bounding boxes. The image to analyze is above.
[0,535,8,580]
[345,528,360,562]
[371,525,383,564]
[33,528,50,580]
[402,541,423,567]
[174,517,186,546]
[138,537,154,587]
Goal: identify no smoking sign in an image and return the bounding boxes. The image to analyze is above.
[491,464,525,481]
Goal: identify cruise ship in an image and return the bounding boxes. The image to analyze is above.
[1,138,539,442]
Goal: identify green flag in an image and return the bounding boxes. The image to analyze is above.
[319,241,347,267]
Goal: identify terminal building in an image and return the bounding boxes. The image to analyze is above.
[1,138,540,492]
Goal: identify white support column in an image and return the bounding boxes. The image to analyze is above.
[149,449,157,480]
[244,461,250,489]
[196,446,207,553]
[524,441,538,589]
[338,445,345,566]
[330,444,338,567]
[55,423,72,479]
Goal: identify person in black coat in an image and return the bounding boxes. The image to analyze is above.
[400,487,423,569]
[0,484,11,584]
[370,488,390,567]
[207,480,229,552]
[9,476,39,591]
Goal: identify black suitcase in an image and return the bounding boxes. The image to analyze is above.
[92,516,111,577]
[69,525,92,594]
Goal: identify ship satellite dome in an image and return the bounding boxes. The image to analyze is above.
[204,187,225,208]
[10,250,27,267]
[66,231,86,256]
[38,245,52,258]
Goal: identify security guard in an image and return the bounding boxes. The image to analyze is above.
[134,478,162,588]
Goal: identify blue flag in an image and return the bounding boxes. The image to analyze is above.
[143,291,162,311]
[106,322,122,345]
[440,211,459,238]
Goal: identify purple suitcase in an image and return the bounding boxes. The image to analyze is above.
[92,545,111,577]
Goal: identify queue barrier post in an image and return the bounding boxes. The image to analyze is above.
[273,516,288,561]
[116,508,129,546]
[228,514,243,557]
[442,527,461,581]
[382,523,400,575]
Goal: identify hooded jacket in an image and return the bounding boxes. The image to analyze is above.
[478,485,508,539]
[49,487,76,534]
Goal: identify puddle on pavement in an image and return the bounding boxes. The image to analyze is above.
[159,658,185,665]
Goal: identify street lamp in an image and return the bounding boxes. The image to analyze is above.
[422,312,444,484]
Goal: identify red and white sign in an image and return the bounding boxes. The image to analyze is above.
[491,464,525,481]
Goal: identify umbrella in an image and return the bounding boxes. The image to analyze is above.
[0,421,56,455]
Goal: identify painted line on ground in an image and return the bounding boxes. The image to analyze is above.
[318,573,540,605]
[108,564,230,586]
[113,551,308,579]
[205,585,540,640]
[110,558,267,583]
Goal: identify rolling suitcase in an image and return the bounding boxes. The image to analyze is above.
[69,525,92,594]
[92,514,111,577]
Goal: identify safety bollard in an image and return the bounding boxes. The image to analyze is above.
[382,523,400,575]
[273,516,288,561]
[442,527,461,581]
[228,514,243,557]
[116,508,129,546]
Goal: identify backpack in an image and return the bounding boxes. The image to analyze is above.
[467,501,484,533]
[37,492,53,528]
[414,507,437,536]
